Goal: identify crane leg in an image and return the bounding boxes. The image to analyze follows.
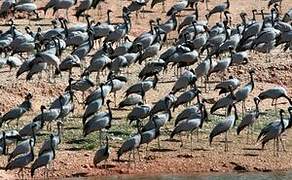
[162,2,166,13]
[145,144,149,158]
[206,0,209,10]
[242,101,245,116]
[82,92,85,103]
[142,7,145,18]
[17,118,19,129]
[46,165,49,178]
[274,99,278,115]
[197,129,200,142]
[276,137,280,157]
[99,130,102,148]
[157,136,161,149]
[21,168,24,179]
[128,151,132,168]
[137,148,141,161]
[179,134,183,152]
[114,92,117,107]
[103,158,107,170]
[246,126,249,144]
[224,131,228,152]
[190,131,193,150]
[273,138,276,156]
[66,10,69,22]
[17,168,22,179]
[96,71,100,84]
[204,76,208,93]
[251,125,254,142]
[133,149,136,167]
[280,136,286,152]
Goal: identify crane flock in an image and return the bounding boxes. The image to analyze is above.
[0,0,291,178]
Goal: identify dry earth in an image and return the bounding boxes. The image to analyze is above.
[0,0,292,179]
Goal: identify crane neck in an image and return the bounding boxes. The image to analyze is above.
[226,0,230,9]
[194,7,198,21]
[196,91,201,104]
[153,75,158,89]
[100,84,105,105]
[249,72,255,91]
[32,126,36,146]
[57,123,62,139]
[107,101,112,126]
[280,110,285,133]
[62,20,69,38]
[255,99,260,118]
[286,110,292,129]
[2,132,6,155]
[233,105,238,126]
[241,14,247,26]
[140,83,145,100]
[30,139,35,161]
[167,108,172,121]
[50,135,56,159]
[252,10,257,21]
[105,137,109,151]
[107,11,111,25]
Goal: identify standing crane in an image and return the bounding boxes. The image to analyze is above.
[209,104,238,152]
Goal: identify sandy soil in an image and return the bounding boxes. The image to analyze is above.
[0,0,292,179]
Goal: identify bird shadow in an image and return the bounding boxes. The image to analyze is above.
[163,138,181,142]
[30,18,45,21]
[183,8,196,12]
[112,107,128,111]
[66,138,89,145]
[242,147,262,151]
[243,153,259,157]
[159,80,176,84]
[98,164,116,169]
[108,130,131,136]
[112,117,123,121]
[140,10,155,13]
[0,70,12,73]
[64,126,79,130]
[65,147,83,151]
[192,147,209,151]
[35,23,52,26]
[219,140,233,143]
[177,154,193,158]
[112,159,129,163]
[72,172,88,177]
[150,148,176,152]
[36,132,50,137]
[0,24,10,27]
[213,113,227,117]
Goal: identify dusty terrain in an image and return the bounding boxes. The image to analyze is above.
[0,0,292,179]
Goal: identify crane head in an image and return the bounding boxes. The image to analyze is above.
[280,109,285,115]
[40,105,46,112]
[106,99,112,104]
[254,96,260,103]
[248,69,255,74]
